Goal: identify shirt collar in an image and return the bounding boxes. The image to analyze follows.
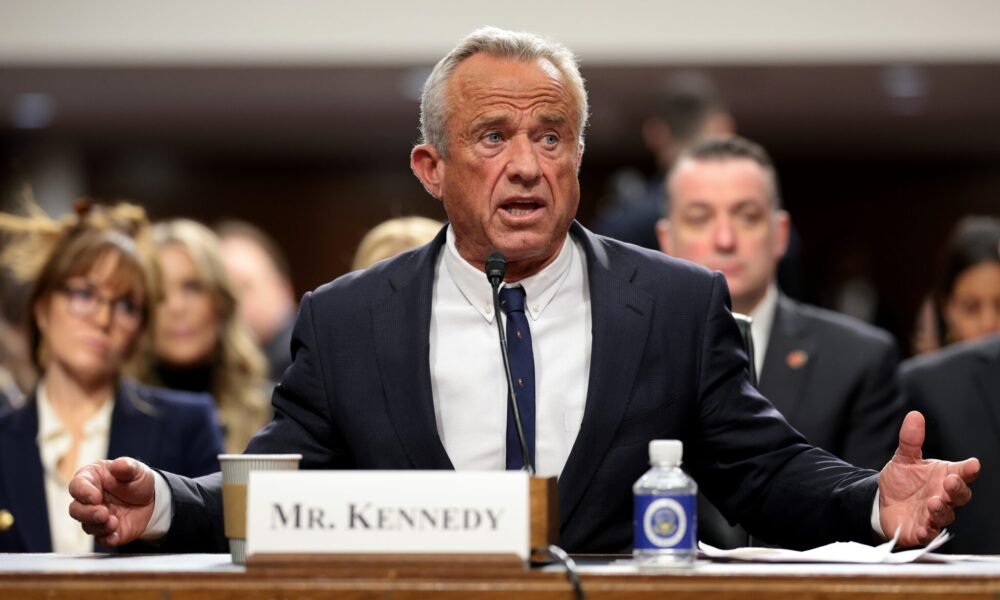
[748,284,779,377]
[36,381,115,444]
[442,225,576,323]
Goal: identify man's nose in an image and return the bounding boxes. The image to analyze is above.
[713,219,736,251]
[506,135,542,185]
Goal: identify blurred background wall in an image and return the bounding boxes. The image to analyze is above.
[2,0,999,354]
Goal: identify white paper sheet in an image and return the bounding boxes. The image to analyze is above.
[698,528,955,564]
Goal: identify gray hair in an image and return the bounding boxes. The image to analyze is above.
[419,26,589,156]
[666,135,783,214]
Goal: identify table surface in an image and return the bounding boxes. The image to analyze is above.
[3,552,1000,599]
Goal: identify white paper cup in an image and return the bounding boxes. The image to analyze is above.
[220,454,302,564]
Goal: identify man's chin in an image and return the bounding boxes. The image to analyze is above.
[496,240,557,264]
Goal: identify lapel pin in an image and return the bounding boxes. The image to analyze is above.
[786,350,809,370]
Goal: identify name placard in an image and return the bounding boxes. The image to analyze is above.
[245,471,530,560]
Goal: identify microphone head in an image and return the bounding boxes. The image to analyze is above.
[485,251,507,286]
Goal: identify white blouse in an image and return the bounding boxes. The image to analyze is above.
[36,384,113,553]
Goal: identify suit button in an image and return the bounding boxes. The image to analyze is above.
[0,510,13,532]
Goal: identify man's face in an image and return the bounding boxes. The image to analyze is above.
[658,157,788,313]
[220,235,294,343]
[411,53,583,278]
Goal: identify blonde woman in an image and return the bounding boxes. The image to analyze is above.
[0,201,221,553]
[135,219,270,452]
[352,216,443,270]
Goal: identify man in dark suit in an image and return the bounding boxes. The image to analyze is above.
[69,27,976,555]
[657,135,904,547]
[657,135,903,471]
[900,334,1000,554]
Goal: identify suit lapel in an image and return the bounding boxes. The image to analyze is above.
[0,396,52,552]
[372,231,454,470]
[106,383,159,464]
[759,296,815,420]
[558,224,653,527]
[971,338,1000,440]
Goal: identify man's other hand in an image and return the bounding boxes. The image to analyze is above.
[879,411,980,546]
[68,457,156,547]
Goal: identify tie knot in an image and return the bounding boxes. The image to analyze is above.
[499,286,527,315]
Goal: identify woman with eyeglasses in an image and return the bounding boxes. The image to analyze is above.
[0,202,222,553]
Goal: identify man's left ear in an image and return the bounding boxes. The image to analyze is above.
[411,144,445,200]
[655,218,673,255]
[774,210,791,259]
[575,141,585,172]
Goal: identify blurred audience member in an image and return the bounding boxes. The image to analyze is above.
[658,136,904,547]
[135,219,270,453]
[592,71,735,250]
[0,270,35,415]
[216,220,297,381]
[352,216,443,270]
[913,216,1000,353]
[900,333,1000,553]
[0,201,221,552]
[659,137,903,463]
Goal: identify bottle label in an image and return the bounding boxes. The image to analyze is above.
[634,494,696,550]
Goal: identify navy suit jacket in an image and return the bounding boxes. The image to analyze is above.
[759,295,903,470]
[900,335,1000,554]
[161,223,879,553]
[0,380,222,552]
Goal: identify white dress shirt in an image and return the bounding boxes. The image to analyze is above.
[430,227,591,477]
[748,284,779,381]
[37,383,113,553]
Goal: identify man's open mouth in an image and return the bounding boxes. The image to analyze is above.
[502,200,543,215]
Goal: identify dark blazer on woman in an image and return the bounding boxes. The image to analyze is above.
[900,335,1000,554]
[0,379,222,552]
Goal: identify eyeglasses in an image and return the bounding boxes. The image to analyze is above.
[60,283,144,330]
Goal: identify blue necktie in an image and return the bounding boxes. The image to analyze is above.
[500,286,536,471]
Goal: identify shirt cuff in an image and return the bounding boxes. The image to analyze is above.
[139,470,173,541]
[870,488,887,540]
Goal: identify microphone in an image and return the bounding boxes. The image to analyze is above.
[486,252,534,475]
[486,252,506,288]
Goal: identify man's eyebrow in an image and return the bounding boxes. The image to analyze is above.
[538,113,568,126]
[472,115,512,131]
[732,199,767,212]
[681,200,713,212]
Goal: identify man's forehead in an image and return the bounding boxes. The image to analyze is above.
[667,158,776,217]
[223,236,269,266]
[673,158,770,196]
[446,54,579,139]
[450,54,568,100]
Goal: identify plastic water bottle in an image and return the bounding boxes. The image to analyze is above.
[633,439,697,568]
